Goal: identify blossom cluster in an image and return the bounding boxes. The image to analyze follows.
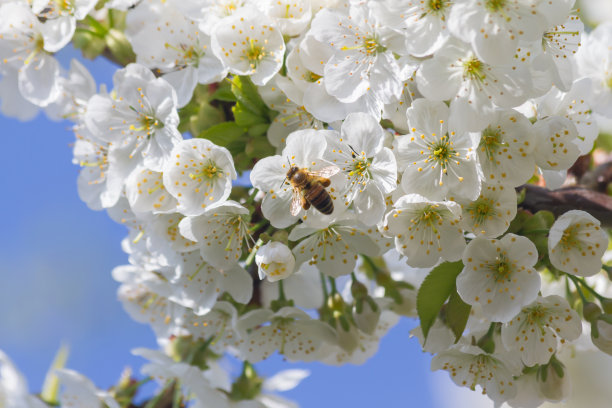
[1,0,612,407]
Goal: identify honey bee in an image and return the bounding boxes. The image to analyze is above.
[285,164,339,216]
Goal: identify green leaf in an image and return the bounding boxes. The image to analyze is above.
[230,76,268,116]
[211,82,236,102]
[446,289,471,343]
[189,103,226,135]
[248,123,270,138]
[522,210,554,258]
[199,122,245,146]
[233,103,268,127]
[416,261,463,340]
[245,137,275,158]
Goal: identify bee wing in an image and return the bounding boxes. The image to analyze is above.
[308,166,340,178]
[290,187,302,216]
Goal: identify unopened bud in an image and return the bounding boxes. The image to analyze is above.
[600,298,612,315]
[353,297,381,335]
[582,301,602,322]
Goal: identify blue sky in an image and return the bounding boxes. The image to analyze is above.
[0,47,456,407]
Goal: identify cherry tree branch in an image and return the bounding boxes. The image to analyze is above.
[519,184,612,227]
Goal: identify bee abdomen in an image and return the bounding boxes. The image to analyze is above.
[306,184,334,215]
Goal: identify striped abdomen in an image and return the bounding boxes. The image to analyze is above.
[304,182,334,215]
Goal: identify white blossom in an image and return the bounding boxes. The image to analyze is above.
[457,234,541,323]
[501,295,581,366]
[55,369,120,408]
[236,307,337,362]
[394,99,481,201]
[163,138,236,216]
[0,2,60,106]
[382,194,465,268]
[325,112,397,224]
[548,210,608,277]
[85,63,183,172]
[459,183,517,238]
[289,215,380,277]
[129,3,227,107]
[178,201,251,269]
[476,109,536,187]
[255,241,296,282]
[431,345,523,405]
[308,4,403,106]
[417,38,531,132]
[211,8,285,86]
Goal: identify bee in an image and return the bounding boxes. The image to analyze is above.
[285,164,339,216]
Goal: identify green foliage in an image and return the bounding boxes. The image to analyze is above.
[188,76,277,174]
[73,11,135,64]
[416,261,464,340]
[446,289,472,343]
[596,132,612,152]
[509,210,554,261]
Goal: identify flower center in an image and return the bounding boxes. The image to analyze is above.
[525,304,547,326]
[261,262,287,277]
[485,0,506,12]
[245,39,266,68]
[559,225,581,250]
[165,42,205,67]
[491,254,513,282]
[465,196,496,226]
[479,127,508,161]
[606,75,612,90]
[463,56,487,82]
[128,107,163,136]
[427,0,450,13]
[305,71,322,83]
[223,1,239,15]
[426,136,457,173]
[189,160,222,181]
[349,157,371,178]
[413,205,444,231]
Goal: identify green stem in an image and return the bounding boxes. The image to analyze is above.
[576,276,606,301]
[144,380,173,408]
[328,277,338,295]
[278,279,286,301]
[361,254,382,275]
[248,219,268,234]
[320,272,329,300]
[172,380,182,408]
[567,274,588,304]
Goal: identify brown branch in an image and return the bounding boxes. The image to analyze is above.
[518,184,612,227]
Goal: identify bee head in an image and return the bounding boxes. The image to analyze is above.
[286,166,300,179]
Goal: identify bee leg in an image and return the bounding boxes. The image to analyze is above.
[320,177,331,187]
[301,196,311,210]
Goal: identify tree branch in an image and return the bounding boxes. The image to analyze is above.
[518,184,612,227]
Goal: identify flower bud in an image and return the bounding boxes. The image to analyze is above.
[255,242,295,282]
[582,301,602,322]
[538,358,570,402]
[592,318,612,355]
[353,297,381,335]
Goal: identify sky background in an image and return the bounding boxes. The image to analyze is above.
[2,33,612,407]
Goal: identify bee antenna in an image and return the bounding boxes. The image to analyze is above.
[286,156,291,166]
[348,144,359,158]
